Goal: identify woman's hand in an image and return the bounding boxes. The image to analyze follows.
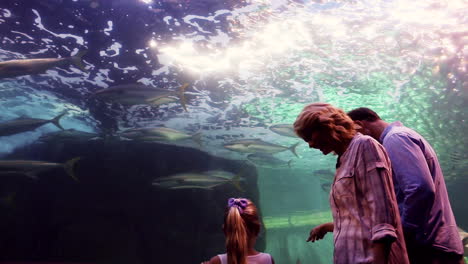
[372,241,391,264]
[307,222,334,242]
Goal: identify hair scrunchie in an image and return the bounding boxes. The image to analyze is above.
[227,198,248,214]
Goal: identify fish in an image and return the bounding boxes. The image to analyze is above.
[168,184,224,190]
[450,151,467,165]
[317,174,333,193]
[313,169,334,177]
[296,258,301,264]
[152,170,243,191]
[119,127,202,147]
[0,50,87,79]
[146,96,179,107]
[246,153,292,168]
[223,139,299,157]
[269,124,298,138]
[0,157,81,181]
[320,182,331,193]
[38,129,100,142]
[0,113,66,137]
[92,83,189,111]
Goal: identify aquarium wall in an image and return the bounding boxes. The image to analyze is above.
[0,0,466,263]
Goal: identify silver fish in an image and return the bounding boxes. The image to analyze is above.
[0,157,80,181]
[223,139,299,157]
[320,182,332,193]
[147,96,179,107]
[0,50,87,79]
[152,170,243,191]
[318,176,333,193]
[0,113,66,137]
[119,127,202,147]
[269,124,298,138]
[92,83,189,111]
[168,184,223,190]
[38,129,99,142]
[450,151,467,165]
[247,153,292,168]
[314,169,334,176]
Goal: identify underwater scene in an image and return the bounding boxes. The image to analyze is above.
[0,0,467,263]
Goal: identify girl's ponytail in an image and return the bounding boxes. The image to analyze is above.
[224,198,260,264]
[226,206,248,264]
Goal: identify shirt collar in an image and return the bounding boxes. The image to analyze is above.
[380,121,403,142]
[336,132,362,168]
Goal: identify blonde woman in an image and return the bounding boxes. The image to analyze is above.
[294,103,409,264]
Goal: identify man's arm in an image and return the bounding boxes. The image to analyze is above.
[384,133,435,235]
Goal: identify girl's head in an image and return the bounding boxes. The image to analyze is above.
[223,198,260,264]
[293,102,356,155]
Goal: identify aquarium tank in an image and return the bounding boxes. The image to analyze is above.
[0,0,466,263]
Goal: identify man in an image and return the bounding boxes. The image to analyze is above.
[347,107,464,264]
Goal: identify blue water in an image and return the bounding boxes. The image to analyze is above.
[0,0,467,263]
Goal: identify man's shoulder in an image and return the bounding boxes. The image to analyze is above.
[385,125,419,141]
[383,125,427,153]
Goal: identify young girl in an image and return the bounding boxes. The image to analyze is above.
[202,198,275,264]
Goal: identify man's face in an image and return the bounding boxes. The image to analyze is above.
[354,120,372,136]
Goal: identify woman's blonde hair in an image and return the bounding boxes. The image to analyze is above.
[293,102,356,144]
[224,198,260,264]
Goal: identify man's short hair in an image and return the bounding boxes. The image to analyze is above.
[347,107,381,122]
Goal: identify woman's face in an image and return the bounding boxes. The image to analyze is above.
[304,130,336,155]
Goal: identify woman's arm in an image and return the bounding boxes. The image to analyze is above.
[384,133,435,235]
[307,222,334,242]
[358,138,400,263]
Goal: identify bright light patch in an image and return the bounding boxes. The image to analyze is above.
[149,39,158,48]
[154,0,468,77]
[157,18,312,74]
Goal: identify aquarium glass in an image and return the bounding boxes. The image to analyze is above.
[0,0,466,263]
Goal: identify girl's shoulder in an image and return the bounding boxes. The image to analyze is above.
[208,255,222,264]
[249,252,274,264]
[215,252,274,264]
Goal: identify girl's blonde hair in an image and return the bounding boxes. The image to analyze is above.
[224,198,260,264]
[293,102,356,144]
